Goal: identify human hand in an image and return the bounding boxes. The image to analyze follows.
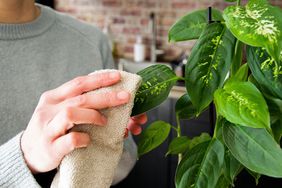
[125,113,148,137]
[21,72,130,174]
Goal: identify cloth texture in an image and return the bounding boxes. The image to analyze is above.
[0,4,137,187]
[51,70,141,188]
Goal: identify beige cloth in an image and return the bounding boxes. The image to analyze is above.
[51,70,142,188]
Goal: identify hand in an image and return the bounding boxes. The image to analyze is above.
[21,72,130,174]
[125,113,148,137]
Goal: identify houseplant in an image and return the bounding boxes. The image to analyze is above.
[131,0,282,187]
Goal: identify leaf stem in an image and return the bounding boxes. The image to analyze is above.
[177,76,185,81]
[176,115,183,163]
[171,125,178,132]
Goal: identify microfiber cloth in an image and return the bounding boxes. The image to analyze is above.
[51,70,142,188]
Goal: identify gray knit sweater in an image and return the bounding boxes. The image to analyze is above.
[0,4,137,187]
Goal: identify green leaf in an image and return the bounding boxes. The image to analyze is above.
[223,150,243,185]
[175,94,197,120]
[185,22,236,114]
[228,63,249,83]
[265,95,282,142]
[137,121,171,157]
[248,74,282,141]
[222,120,282,177]
[215,117,243,185]
[247,46,282,100]
[132,65,178,116]
[246,169,261,185]
[168,9,223,42]
[189,132,211,150]
[231,39,244,76]
[175,139,225,188]
[215,175,232,188]
[224,0,236,2]
[223,0,282,61]
[166,136,190,156]
[214,81,270,130]
[271,119,282,144]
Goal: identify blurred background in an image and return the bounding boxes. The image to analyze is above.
[37,0,282,187]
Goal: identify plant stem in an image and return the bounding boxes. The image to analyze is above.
[176,115,182,163]
[237,0,241,6]
[177,76,185,81]
[171,125,178,132]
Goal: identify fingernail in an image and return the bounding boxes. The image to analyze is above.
[117,91,130,100]
[109,72,119,79]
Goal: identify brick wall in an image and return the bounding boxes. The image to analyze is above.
[54,0,282,61]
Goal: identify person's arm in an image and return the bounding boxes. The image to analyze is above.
[0,133,40,188]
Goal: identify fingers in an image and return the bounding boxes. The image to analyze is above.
[60,90,130,110]
[52,132,90,158]
[131,113,148,124]
[126,113,147,136]
[127,119,142,135]
[39,71,121,104]
[46,107,107,139]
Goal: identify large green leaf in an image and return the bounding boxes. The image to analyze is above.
[223,150,243,185]
[168,9,223,42]
[247,46,282,100]
[185,22,236,114]
[189,132,211,150]
[175,139,225,188]
[175,94,197,120]
[138,121,171,157]
[166,136,190,156]
[132,65,178,116]
[222,120,282,177]
[223,0,282,61]
[215,175,232,188]
[265,95,282,142]
[215,118,243,186]
[271,119,282,144]
[214,81,270,130]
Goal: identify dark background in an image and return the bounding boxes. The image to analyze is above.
[36,1,282,187]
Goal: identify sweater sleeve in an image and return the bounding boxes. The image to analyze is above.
[0,132,40,188]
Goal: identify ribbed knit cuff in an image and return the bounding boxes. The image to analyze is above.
[0,132,40,188]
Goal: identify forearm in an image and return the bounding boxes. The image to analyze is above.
[0,132,40,188]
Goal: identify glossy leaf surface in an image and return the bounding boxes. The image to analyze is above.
[138,121,171,157]
[169,9,223,42]
[166,136,190,156]
[223,0,282,61]
[224,150,243,185]
[228,63,248,83]
[189,132,211,150]
[214,81,270,129]
[223,120,282,177]
[132,65,178,116]
[185,22,236,114]
[247,46,282,100]
[175,94,197,120]
[175,139,224,188]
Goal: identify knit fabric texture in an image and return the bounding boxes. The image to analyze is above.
[0,4,138,187]
[51,70,142,188]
